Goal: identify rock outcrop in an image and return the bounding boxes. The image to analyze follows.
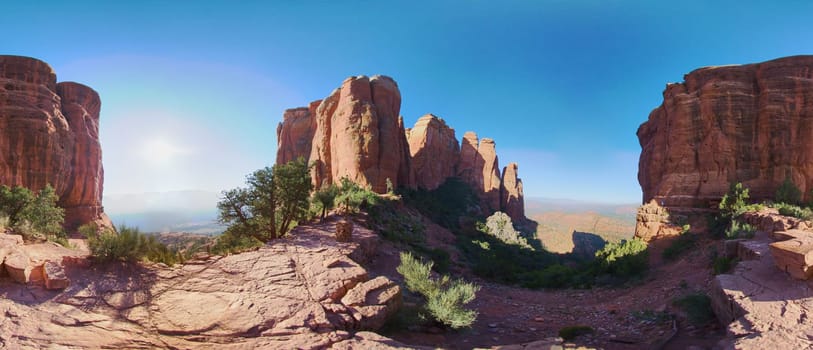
[306,75,414,193]
[406,114,460,190]
[276,100,320,165]
[711,210,813,349]
[0,55,108,228]
[0,218,414,349]
[500,163,525,222]
[638,55,813,208]
[276,75,528,223]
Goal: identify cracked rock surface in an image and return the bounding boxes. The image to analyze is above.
[0,217,415,349]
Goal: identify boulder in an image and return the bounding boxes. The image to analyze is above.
[43,260,69,289]
[0,55,107,228]
[341,276,402,330]
[769,237,813,280]
[336,220,353,242]
[4,249,34,283]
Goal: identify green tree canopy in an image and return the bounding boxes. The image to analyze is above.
[217,157,312,242]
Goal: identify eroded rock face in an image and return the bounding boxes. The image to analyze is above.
[500,163,525,223]
[406,114,460,190]
[276,75,527,222]
[0,55,107,228]
[305,75,414,193]
[276,100,319,165]
[638,55,813,208]
[0,218,410,349]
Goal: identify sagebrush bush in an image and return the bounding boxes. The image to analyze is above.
[87,224,180,265]
[478,211,531,249]
[397,252,480,329]
[400,177,480,229]
[775,202,813,220]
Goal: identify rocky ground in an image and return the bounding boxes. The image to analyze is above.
[9,210,813,349]
[373,235,724,349]
[0,217,414,349]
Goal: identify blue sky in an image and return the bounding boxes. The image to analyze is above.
[4,1,813,204]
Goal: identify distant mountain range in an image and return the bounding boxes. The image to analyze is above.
[103,190,224,234]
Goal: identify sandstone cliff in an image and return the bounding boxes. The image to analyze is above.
[0,55,108,228]
[406,114,460,191]
[276,76,526,223]
[638,55,813,208]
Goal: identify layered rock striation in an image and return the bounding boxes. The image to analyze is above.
[638,55,813,208]
[277,76,527,222]
[0,55,108,228]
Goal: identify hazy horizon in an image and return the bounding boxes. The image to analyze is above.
[6,1,813,203]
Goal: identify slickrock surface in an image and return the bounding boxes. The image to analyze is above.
[711,210,813,349]
[638,55,813,208]
[406,114,460,191]
[0,219,415,349]
[0,55,109,228]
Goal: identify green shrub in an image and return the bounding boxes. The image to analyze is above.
[775,202,813,220]
[210,231,264,256]
[593,239,649,279]
[724,220,756,239]
[558,325,594,341]
[520,264,576,289]
[87,224,180,265]
[776,177,802,205]
[311,183,339,220]
[335,178,381,214]
[478,211,531,249]
[673,293,715,326]
[397,252,480,329]
[0,184,65,243]
[719,182,750,219]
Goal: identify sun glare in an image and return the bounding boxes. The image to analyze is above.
[140,138,188,165]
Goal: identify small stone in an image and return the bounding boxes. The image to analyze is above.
[488,323,498,328]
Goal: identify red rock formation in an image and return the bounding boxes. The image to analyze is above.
[0,55,108,229]
[406,114,460,190]
[276,100,319,165]
[638,55,813,208]
[476,138,502,213]
[301,75,414,193]
[276,75,527,222]
[500,163,525,222]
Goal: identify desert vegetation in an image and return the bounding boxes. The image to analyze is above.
[217,157,312,244]
[0,184,68,246]
[80,223,184,266]
[397,252,480,329]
